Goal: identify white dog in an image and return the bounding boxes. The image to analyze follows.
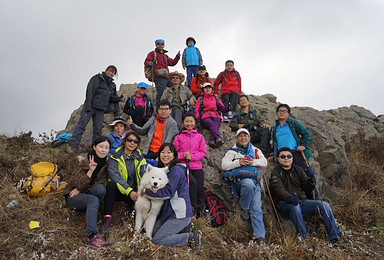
[135,164,169,239]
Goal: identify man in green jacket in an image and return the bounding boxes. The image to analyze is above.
[229,95,269,155]
[268,104,312,170]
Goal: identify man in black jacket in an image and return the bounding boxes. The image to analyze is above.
[270,147,340,243]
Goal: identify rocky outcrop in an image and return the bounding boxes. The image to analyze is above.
[63,83,384,215]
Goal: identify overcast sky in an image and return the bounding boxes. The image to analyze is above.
[1,0,383,137]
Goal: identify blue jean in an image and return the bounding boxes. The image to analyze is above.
[276,199,340,240]
[186,65,199,88]
[66,184,106,238]
[68,107,105,147]
[152,217,193,247]
[235,179,265,239]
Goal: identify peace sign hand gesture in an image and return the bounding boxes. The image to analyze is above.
[87,155,98,178]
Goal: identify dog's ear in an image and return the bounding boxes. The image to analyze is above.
[147,164,152,171]
[163,166,169,173]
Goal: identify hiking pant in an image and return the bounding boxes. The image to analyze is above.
[276,199,340,241]
[66,184,106,238]
[186,65,199,88]
[154,77,171,107]
[190,169,205,217]
[152,217,193,247]
[235,179,265,239]
[291,150,308,170]
[171,106,184,130]
[130,105,148,127]
[250,127,269,155]
[221,91,239,114]
[202,117,222,143]
[68,106,104,147]
[104,180,135,215]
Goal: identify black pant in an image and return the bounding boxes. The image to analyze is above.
[104,180,135,215]
[188,169,205,218]
[145,150,158,160]
[130,105,150,127]
[250,127,270,155]
[291,150,308,171]
[221,92,239,114]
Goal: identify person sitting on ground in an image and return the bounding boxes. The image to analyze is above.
[63,136,111,248]
[269,147,340,243]
[221,128,268,243]
[144,39,180,106]
[68,65,124,153]
[229,94,269,155]
[213,60,241,122]
[173,112,207,217]
[128,100,178,160]
[106,116,128,154]
[182,36,203,88]
[123,82,154,127]
[195,82,227,148]
[160,71,196,129]
[102,131,147,233]
[268,104,311,170]
[190,65,212,98]
[143,143,202,252]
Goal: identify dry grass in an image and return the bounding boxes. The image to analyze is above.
[1,132,384,259]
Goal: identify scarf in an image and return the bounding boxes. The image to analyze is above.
[235,142,257,159]
[87,150,107,185]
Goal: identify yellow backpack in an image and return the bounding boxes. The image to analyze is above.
[26,162,61,196]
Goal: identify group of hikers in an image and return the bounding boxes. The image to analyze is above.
[63,37,340,251]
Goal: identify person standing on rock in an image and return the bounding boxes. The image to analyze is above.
[229,95,269,155]
[144,39,181,107]
[268,104,311,170]
[269,147,340,243]
[221,128,268,243]
[68,65,124,153]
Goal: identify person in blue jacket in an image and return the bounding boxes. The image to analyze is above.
[143,143,202,252]
[182,37,203,88]
[106,116,128,154]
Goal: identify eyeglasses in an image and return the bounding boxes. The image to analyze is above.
[158,107,170,111]
[279,154,293,159]
[171,76,180,79]
[126,138,139,144]
[156,43,164,45]
[278,109,289,113]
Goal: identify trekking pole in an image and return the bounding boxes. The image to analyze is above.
[300,151,339,239]
[81,135,93,146]
[186,159,190,187]
[39,165,62,193]
[262,173,285,239]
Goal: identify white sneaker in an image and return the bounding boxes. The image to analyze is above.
[223,116,229,122]
[228,111,233,119]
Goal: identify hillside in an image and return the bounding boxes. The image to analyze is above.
[1,83,384,259]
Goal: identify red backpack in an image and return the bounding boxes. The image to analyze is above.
[204,189,228,227]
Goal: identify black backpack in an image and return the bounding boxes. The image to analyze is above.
[204,189,228,227]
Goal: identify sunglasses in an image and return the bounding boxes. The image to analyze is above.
[156,42,164,45]
[126,138,139,144]
[279,154,293,159]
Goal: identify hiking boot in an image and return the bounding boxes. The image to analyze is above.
[179,223,194,233]
[189,230,202,253]
[208,141,216,148]
[223,116,229,122]
[216,138,224,146]
[228,111,233,119]
[67,145,75,154]
[253,237,266,245]
[101,215,112,234]
[86,234,110,249]
[330,238,340,245]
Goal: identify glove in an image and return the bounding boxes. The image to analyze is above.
[177,51,181,57]
[305,167,316,182]
[289,195,299,206]
[148,61,154,68]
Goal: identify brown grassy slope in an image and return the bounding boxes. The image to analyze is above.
[0,132,383,259]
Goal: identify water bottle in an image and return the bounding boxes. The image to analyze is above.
[5,199,18,209]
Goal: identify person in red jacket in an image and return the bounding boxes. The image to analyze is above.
[190,65,213,98]
[213,60,241,122]
[195,83,228,148]
[144,39,181,106]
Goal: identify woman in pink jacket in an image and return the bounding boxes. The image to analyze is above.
[195,83,228,149]
[173,112,207,217]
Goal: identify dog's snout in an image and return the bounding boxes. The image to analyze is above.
[153,182,158,186]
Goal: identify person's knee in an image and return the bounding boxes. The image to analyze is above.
[240,179,255,191]
[87,195,100,209]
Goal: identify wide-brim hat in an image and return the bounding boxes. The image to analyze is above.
[167,71,185,83]
[108,117,128,128]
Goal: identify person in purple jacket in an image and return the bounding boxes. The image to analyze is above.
[173,112,207,217]
[143,143,202,252]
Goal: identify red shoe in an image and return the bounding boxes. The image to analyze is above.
[86,234,110,249]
